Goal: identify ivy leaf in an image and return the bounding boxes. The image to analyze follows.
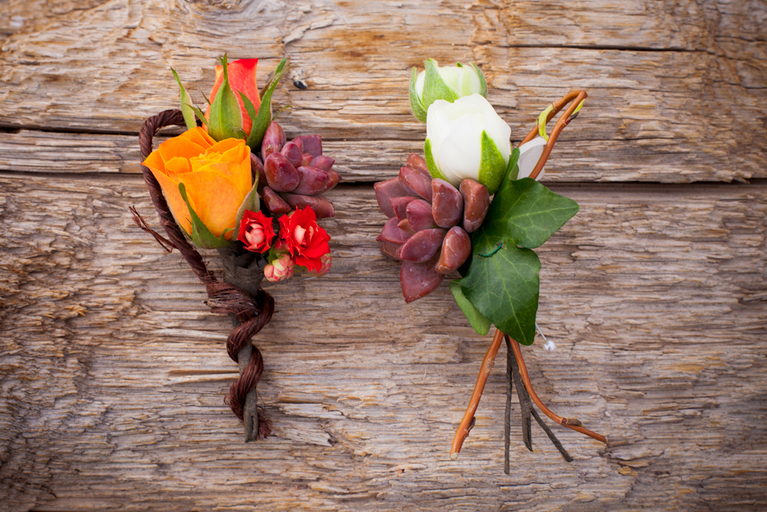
[453,167,579,343]
[246,58,288,151]
[450,280,491,335]
[207,54,243,141]
[457,239,540,344]
[479,177,579,250]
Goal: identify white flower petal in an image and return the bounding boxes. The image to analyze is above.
[517,136,547,180]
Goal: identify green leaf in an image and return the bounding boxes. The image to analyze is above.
[172,68,197,130]
[507,146,520,181]
[246,58,288,151]
[450,280,491,335]
[477,130,508,195]
[233,174,260,237]
[178,183,231,249]
[457,241,540,345]
[451,157,579,345]
[422,58,459,109]
[481,177,579,250]
[409,67,428,123]
[207,54,243,141]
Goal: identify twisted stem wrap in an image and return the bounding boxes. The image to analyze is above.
[138,109,272,440]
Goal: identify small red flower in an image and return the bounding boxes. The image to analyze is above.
[238,210,275,253]
[278,207,331,272]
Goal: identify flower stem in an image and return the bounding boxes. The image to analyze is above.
[520,90,588,181]
[450,329,504,459]
[508,337,607,444]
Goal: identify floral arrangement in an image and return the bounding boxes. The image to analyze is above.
[133,56,338,441]
[376,59,607,467]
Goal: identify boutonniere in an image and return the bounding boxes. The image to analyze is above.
[133,56,338,441]
[377,59,606,468]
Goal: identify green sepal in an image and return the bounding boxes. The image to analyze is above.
[507,146,520,181]
[450,280,491,335]
[246,58,288,151]
[424,138,448,182]
[477,130,507,195]
[472,63,488,98]
[409,67,427,123]
[172,68,197,130]
[178,182,231,249]
[232,174,260,238]
[207,54,243,142]
[422,58,459,110]
[457,243,541,345]
[190,105,209,127]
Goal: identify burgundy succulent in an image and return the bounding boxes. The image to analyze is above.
[375,153,490,303]
[252,121,340,219]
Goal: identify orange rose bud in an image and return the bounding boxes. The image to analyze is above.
[142,127,253,241]
[210,58,260,136]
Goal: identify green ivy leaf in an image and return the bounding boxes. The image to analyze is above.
[453,164,579,344]
[246,57,288,151]
[178,183,231,249]
[480,177,580,250]
[450,280,491,335]
[207,54,243,141]
[457,240,541,345]
[172,68,196,130]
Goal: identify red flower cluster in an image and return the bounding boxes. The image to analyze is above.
[238,206,331,279]
[279,207,331,273]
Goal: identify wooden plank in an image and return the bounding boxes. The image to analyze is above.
[2,175,765,510]
[1,2,765,183]
[1,126,764,184]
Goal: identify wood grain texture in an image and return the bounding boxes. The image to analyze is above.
[2,0,767,510]
[0,0,765,183]
[1,176,766,511]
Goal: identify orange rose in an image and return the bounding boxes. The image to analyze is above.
[142,127,253,241]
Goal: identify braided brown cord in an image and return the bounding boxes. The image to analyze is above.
[138,109,272,439]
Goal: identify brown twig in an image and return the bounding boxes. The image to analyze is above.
[520,90,588,181]
[450,328,504,459]
[509,337,607,444]
[136,109,273,440]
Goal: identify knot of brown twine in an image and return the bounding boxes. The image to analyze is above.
[137,109,272,439]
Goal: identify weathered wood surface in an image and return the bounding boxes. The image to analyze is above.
[1,0,766,511]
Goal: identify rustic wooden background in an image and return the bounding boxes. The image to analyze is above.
[1,0,766,510]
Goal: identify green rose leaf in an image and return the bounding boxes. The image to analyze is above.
[178,183,231,249]
[207,54,243,142]
[423,138,449,182]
